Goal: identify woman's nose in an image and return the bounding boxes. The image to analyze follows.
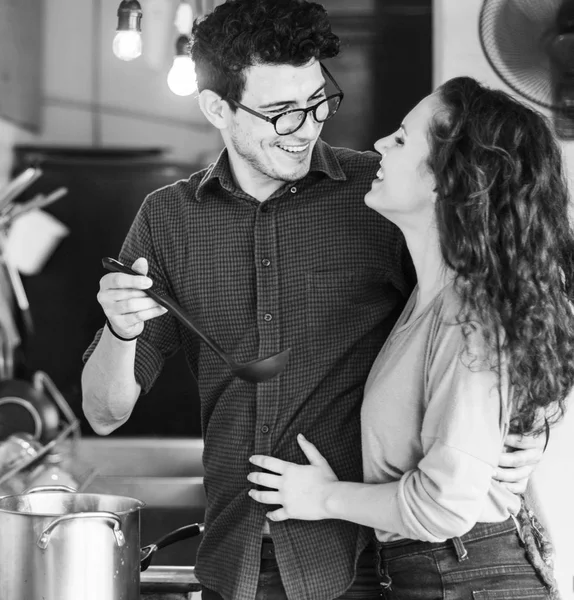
[374,136,390,155]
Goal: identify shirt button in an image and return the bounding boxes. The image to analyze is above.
[260,203,269,212]
[264,313,273,322]
[290,186,297,194]
[261,258,271,267]
[261,425,270,434]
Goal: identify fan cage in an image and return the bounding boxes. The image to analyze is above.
[479,0,574,113]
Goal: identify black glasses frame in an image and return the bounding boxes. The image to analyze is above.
[225,64,344,136]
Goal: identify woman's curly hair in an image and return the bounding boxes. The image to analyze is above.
[428,76,574,434]
[190,0,340,104]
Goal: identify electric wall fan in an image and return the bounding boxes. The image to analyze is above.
[479,0,574,138]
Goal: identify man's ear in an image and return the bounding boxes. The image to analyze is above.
[198,90,230,131]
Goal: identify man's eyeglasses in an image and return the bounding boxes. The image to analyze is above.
[225,64,344,136]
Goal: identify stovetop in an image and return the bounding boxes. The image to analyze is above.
[140,565,201,598]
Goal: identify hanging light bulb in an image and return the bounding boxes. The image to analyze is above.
[174,1,194,34]
[167,35,197,97]
[113,0,143,61]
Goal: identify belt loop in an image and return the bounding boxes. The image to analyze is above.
[375,541,392,591]
[510,512,525,544]
[379,561,393,591]
[452,536,468,562]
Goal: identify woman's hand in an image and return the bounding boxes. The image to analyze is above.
[494,431,547,494]
[247,434,339,522]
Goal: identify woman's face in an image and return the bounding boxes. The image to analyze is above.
[364,93,440,229]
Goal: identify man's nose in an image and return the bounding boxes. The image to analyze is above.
[298,111,321,137]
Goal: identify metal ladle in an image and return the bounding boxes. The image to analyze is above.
[102,257,291,383]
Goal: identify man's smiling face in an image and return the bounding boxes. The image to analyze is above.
[223,60,327,195]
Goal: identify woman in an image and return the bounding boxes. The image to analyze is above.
[247,76,574,599]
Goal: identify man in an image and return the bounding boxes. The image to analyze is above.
[82,2,545,599]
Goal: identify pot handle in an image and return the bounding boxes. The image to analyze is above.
[37,511,125,550]
[140,523,204,571]
[25,484,77,494]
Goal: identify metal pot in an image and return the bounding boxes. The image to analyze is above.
[0,485,202,600]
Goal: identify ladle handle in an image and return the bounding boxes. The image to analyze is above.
[101,257,232,364]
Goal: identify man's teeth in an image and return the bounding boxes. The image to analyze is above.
[278,144,309,153]
[377,168,384,180]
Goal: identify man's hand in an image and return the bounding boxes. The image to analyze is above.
[98,257,167,339]
[494,431,547,494]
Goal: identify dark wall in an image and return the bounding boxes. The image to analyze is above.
[12,148,202,437]
[321,0,432,151]
[372,1,433,139]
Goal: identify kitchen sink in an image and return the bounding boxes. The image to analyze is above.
[74,436,206,568]
[74,436,206,508]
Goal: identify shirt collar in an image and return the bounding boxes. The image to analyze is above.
[195,138,347,202]
[195,149,235,201]
[309,138,347,182]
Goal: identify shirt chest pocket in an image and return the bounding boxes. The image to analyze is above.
[305,269,402,365]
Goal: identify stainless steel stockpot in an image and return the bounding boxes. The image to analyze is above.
[0,485,145,600]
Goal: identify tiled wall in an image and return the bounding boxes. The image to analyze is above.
[38,0,223,164]
[0,118,33,186]
[3,0,376,175]
[35,0,375,165]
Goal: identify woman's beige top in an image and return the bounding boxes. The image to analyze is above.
[361,282,521,543]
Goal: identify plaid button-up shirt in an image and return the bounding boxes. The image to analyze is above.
[84,139,414,600]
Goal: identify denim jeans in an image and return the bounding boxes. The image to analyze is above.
[375,518,550,600]
[201,541,381,600]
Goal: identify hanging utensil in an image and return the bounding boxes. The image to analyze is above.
[1,187,68,225]
[102,257,291,383]
[0,167,42,216]
[0,236,34,336]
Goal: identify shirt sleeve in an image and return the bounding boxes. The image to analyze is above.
[83,193,183,395]
[385,317,509,542]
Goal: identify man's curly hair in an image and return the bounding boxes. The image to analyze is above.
[190,0,340,104]
[429,76,574,435]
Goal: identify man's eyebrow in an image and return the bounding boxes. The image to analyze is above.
[258,82,327,110]
[400,123,408,135]
[308,82,327,99]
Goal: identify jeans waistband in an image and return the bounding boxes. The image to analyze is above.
[377,517,518,561]
[261,536,276,560]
